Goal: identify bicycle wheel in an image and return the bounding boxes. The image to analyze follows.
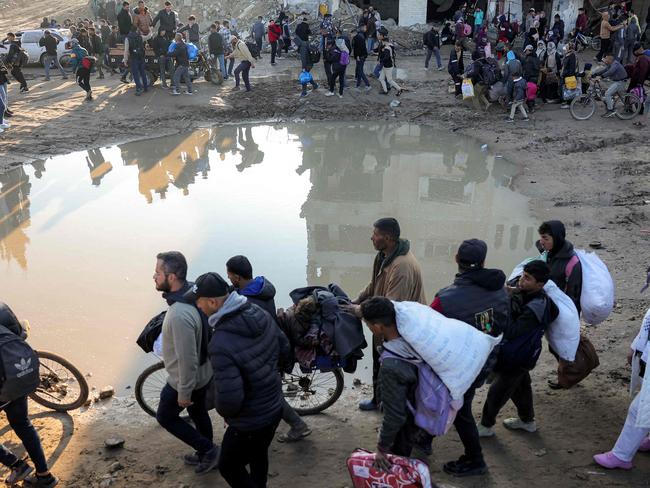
[591,37,601,51]
[570,95,596,120]
[135,361,166,417]
[282,365,344,416]
[29,351,89,412]
[614,92,642,120]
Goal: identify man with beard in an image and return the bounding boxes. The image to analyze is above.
[153,251,219,475]
[350,218,426,412]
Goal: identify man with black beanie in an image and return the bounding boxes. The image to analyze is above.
[429,238,510,477]
[352,217,426,412]
[478,260,559,438]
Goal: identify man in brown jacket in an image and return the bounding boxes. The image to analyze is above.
[352,217,426,411]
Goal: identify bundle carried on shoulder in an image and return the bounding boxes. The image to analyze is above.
[543,280,580,361]
[393,301,501,401]
[575,249,614,325]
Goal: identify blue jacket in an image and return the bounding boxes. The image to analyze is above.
[208,293,288,431]
[70,45,88,71]
[236,276,277,320]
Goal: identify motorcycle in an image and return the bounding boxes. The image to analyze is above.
[188,50,223,85]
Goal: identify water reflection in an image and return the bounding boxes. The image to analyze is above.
[0,123,534,388]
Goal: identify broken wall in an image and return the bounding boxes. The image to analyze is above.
[399,0,427,25]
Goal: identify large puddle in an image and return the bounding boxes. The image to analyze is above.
[0,123,538,392]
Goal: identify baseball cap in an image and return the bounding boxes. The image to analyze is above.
[457,239,488,268]
[183,272,229,301]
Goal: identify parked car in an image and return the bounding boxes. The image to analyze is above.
[1,29,72,67]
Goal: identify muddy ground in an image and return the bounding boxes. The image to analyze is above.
[1,46,650,488]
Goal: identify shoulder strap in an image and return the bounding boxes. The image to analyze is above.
[565,255,579,284]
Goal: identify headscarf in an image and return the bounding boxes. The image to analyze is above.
[335,38,348,53]
[506,50,515,61]
[546,41,557,70]
[536,40,546,58]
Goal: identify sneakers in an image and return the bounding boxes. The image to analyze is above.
[85,91,93,102]
[477,424,495,438]
[396,89,403,96]
[522,117,530,122]
[443,456,488,477]
[324,91,335,97]
[23,474,58,487]
[44,77,50,81]
[135,89,142,96]
[337,93,343,99]
[5,459,33,485]
[365,85,372,91]
[185,91,193,95]
[505,117,514,123]
[503,418,537,433]
[438,66,444,71]
[0,122,10,129]
[20,87,28,93]
[638,437,650,452]
[602,110,616,118]
[195,444,220,475]
[184,452,201,466]
[560,103,570,109]
[593,451,633,470]
[277,423,312,443]
[358,398,378,411]
[171,90,180,96]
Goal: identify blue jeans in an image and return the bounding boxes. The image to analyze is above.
[234,60,251,91]
[216,54,226,77]
[43,54,67,78]
[425,47,442,68]
[373,62,382,78]
[156,383,213,455]
[355,56,370,87]
[0,83,6,123]
[130,57,148,91]
[0,396,48,473]
[227,57,235,77]
[366,37,376,54]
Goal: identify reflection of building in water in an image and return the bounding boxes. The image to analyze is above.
[296,124,536,297]
[119,129,213,203]
[0,168,31,269]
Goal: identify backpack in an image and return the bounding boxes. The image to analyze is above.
[497,324,546,371]
[309,43,321,64]
[245,40,260,59]
[339,50,350,65]
[0,308,40,403]
[136,311,166,353]
[479,61,498,85]
[381,348,459,437]
[81,56,96,70]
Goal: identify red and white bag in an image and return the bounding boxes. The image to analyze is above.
[346,449,432,488]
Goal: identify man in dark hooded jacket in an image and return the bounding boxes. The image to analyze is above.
[537,220,583,390]
[188,272,289,488]
[225,255,313,444]
[430,238,510,477]
[537,220,582,312]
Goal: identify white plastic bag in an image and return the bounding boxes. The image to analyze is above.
[394,301,501,401]
[576,249,614,325]
[462,78,475,99]
[508,253,547,283]
[544,280,580,362]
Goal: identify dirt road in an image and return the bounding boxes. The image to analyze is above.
[1,49,650,487]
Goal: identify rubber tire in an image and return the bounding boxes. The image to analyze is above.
[614,92,642,120]
[135,361,165,417]
[290,368,344,416]
[39,53,47,68]
[570,95,596,121]
[29,351,90,412]
[591,38,601,51]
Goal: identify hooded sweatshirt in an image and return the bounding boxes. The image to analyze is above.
[541,220,583,312]
[432,268,510,337]
[357,239,427,304]
[208,292,288,430]
[236,276,277,320]
[161,281,213,402]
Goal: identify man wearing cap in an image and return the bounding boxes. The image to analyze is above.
[153,252,219,475]
[353,217,426,412]
[429,239,510,477]
[186,271,288,488]
[225,255,312,443]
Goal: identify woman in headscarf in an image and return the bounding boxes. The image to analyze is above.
[474,23,489,58]
[540,41,561,103]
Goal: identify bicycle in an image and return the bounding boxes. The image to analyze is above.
[135,356,344,417]
[570,79,642,121]
[18,321,89,412]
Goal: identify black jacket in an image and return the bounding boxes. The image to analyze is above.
[151,34,170,57]
[169,40,189,66]
[236,277,277,321]
[208,31,224,56]
[153,9,177,33]
[295,21,311,42]
[117,8,133,35]
[542,220,583,312]
[435,268,511,337]
[379,44,394,68]
[90,34,104,56]
[179,23,199,43]
[523,53,540,82]
[352,32,367,58]
[39,34,58,56]
[423,30,440,49]
[448,48,464,76]
[561,51,577,78]
[208,301,287,431]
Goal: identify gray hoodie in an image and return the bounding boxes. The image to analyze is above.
[162,302,213,401]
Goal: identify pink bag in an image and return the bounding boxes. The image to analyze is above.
[526,81,537,101]
[347,449,432,488]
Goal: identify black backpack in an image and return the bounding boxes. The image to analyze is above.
[0,303,40,403]
[309,43,321,64]
[245,40,260,59]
